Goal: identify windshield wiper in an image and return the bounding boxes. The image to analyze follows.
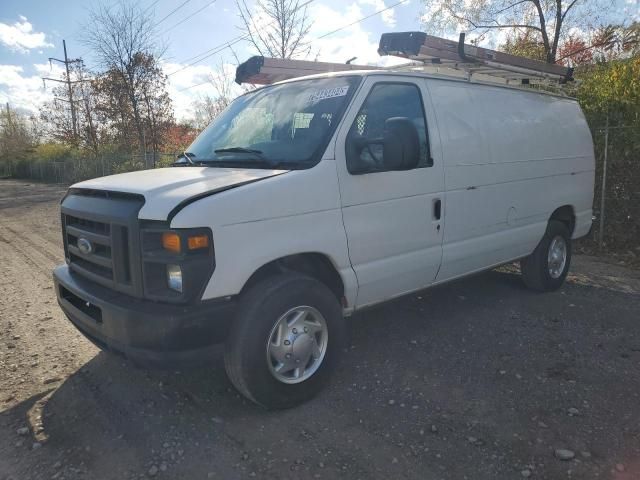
[214,147,264,155]
[205,159,299,170]
[173,151,199,166]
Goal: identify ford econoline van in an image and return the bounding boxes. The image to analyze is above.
[54,68,594,408]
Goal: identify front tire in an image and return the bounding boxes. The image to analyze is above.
[224,272,346,409]
[520,220,572,292]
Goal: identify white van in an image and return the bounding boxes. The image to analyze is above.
[53,69,594,408]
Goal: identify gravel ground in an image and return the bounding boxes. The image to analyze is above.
[1,178,639,480]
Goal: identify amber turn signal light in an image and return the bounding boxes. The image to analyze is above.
[187,234,209,250]
[162,232,181,253]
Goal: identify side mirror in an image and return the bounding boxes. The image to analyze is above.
[382,117,420,171]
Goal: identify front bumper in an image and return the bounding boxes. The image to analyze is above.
[53,264,236,367]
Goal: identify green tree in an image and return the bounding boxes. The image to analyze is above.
[501,30,546,61]
[0,106,37,172]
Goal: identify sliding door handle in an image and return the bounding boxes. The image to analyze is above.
[433,199,441,220]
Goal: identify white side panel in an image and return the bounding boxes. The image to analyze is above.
[426,79,595,282]
[169,160,358,308]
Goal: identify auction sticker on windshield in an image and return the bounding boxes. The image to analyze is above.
[308,86,349,104]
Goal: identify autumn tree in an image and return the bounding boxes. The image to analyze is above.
[82,1,172,163]
[236,0,312,59]
[590,22,640,61]
[422,0,611,63]
[556,35,593,66]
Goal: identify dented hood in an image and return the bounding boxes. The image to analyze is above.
[71,167,287,221]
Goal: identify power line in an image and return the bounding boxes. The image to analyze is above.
[171,0,406,93]
[168,0,316,76]
[168,34,249,76]
[176,79,211,92]
[156,0,193,26]
[166,0,218,31]
[145,0,163,13]
[316,0,410,39]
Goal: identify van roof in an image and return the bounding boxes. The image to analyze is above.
[270,68,577,100]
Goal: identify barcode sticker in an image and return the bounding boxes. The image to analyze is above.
[308,86,349,103]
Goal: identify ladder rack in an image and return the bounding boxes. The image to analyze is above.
[234,32,574,91]
[235,56,376,85]
[378,31,573,87]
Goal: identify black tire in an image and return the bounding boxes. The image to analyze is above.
[224,272,346,409]
[520,220,572,292]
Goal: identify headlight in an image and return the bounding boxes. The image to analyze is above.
[142,226,214,302]
[166,264,183,292]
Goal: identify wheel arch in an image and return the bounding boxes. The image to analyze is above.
[549,205,576,235]
[241,252,347,306]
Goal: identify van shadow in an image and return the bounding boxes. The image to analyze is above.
[4,264,639,479]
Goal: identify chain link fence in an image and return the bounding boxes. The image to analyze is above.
[0,152,179,184]
[3,128,639,258]
[585,123,640,257]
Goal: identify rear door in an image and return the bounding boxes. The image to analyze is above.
[334,76,445,308]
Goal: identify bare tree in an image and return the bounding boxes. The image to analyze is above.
[40,62,101,154]
[81,1,168,158]
[191,60,256,129]
[422,0,612,63]
[236,0,312,59]
[191,64,235,129]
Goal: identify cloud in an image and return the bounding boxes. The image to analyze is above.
[358,0,396,27]
[309,2,406,66]
[0,17,54,53]
[0,63,65,114]
[0,59,230,122]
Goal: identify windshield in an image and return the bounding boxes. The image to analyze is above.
[184,76,360,169]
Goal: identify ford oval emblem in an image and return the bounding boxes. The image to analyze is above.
[77,237,93,255]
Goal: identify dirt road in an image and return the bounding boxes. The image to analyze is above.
[1,179,639,480]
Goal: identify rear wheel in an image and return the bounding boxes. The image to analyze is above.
[520,220,572,292]
[224,272,346,409]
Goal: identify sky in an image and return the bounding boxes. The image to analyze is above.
[0,0,638,121]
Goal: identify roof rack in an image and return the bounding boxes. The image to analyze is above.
[378,31,573,87]
[234,32,574,91]
[235,56,376,85]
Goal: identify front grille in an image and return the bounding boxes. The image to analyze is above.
[66,214,110,235]
[64,213,132,287]
[61,190,144,297]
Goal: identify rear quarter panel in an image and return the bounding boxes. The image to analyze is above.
[426,79,594,281]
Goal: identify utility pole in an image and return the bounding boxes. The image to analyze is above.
[598,113,610,249]
[5,103,11,130]
[43,40,85,141]
[63,40,78,138]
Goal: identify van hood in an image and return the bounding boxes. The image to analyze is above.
[72,167,288,221]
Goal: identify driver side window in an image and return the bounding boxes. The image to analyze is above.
[346,83,430,174]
